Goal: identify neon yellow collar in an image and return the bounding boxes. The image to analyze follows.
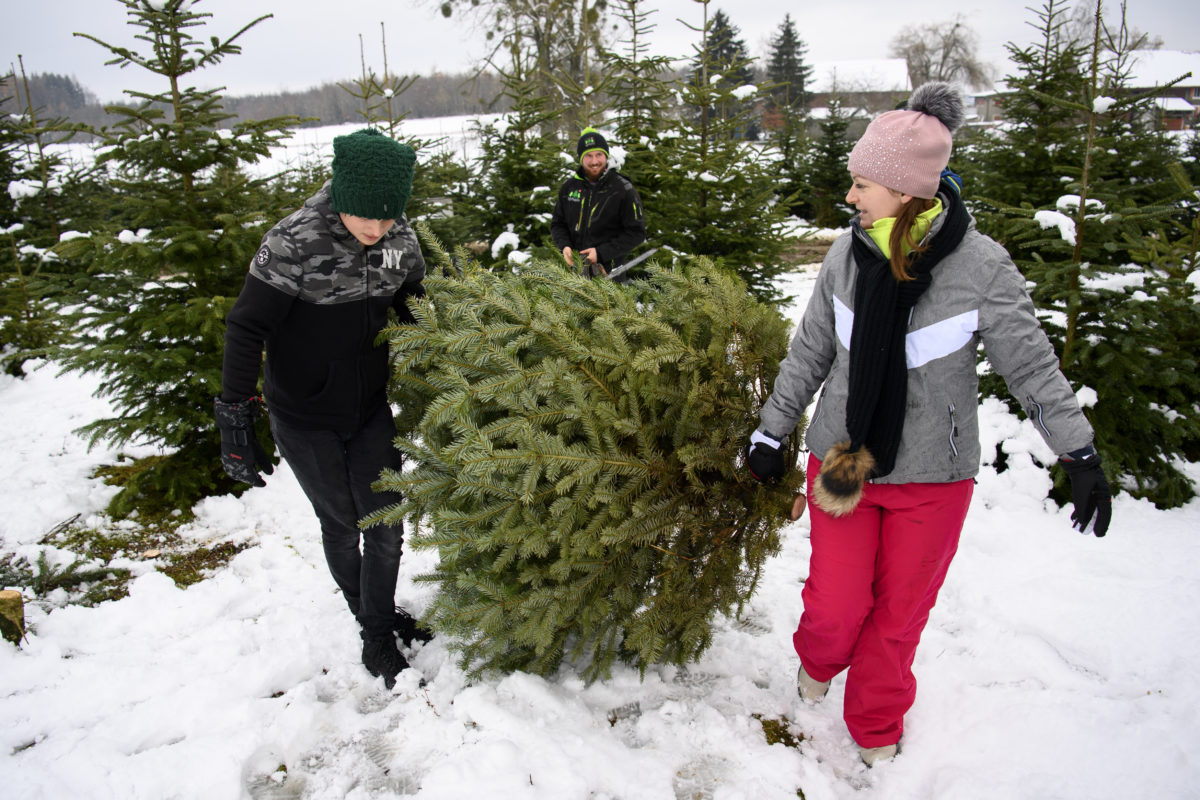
[865,199,944,258]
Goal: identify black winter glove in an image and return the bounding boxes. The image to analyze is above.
[214,397,274,487]
[746,430,787,484]
[1059,446,1111,537]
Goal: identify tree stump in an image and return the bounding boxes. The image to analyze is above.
[0,590,25,645]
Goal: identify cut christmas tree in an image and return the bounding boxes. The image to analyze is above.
[370,231,803,681]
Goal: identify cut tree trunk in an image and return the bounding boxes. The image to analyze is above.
[0,590,26,645]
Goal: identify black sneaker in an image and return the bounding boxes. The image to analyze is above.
[393,607,434,646]
[362,636,409,689]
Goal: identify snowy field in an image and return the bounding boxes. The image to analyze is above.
[44,114,505,179]
[244,115,507,179]
[5,116,1200,797]
[2,258,1199,799]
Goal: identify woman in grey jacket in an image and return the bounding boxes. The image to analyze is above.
[745,82,1112,766]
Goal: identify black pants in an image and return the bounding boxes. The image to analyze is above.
[270,403,404,640]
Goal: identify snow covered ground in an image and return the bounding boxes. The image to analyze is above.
[2,258,1198,799]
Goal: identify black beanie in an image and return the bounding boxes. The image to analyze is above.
[576,127,609,160]
[330,128,416,219]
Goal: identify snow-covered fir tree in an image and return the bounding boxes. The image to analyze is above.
[51,0,301,517]
[961,0,1089,209]
[964,0,1200,508]
[0,63,109,376]
[642,1,790,302]
[451,43,566,268]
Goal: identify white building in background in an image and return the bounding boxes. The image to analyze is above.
[807,59,912,119]
[971,50,1200,130]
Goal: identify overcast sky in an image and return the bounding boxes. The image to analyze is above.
[4,0,1197,104]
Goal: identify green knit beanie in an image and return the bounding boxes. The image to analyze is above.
[330,128,416,219]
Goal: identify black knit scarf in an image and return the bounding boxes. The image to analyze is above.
[845,180,969,478]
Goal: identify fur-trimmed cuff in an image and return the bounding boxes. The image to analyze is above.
[812,442,875,517]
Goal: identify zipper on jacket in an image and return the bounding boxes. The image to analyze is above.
[947,403,959,458]
[588,194,605,229]
[1027,396,1052,439]
[809,401,823,430]
[358,246,371,427]
[574,183,589,234]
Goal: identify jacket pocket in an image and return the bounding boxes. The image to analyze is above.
[305,358,359,421]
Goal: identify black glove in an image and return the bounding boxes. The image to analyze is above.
[746,430,787,484]
[214,397,274,487]
[1059,446,1111,537]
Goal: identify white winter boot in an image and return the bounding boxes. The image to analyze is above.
[858,743,898,767]
[796,665,830,702]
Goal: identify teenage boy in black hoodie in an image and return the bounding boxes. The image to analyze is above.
[215,128,429,689]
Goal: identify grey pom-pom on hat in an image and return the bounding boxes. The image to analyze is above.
[330,128,416,220]
[846,81,965,199]
[908,81,966,133]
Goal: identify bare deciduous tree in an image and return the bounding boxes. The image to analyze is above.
[889,15,993,90]
[433,0,612,135]
[1062,0,1163,52]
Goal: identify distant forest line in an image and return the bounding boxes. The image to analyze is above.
[3,71,512,133]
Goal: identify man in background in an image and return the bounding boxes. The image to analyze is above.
[550,127,646,280]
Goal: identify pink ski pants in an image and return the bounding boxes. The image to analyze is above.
[794,454,974,748]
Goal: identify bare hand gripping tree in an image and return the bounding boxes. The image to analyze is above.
[890,15,993,91]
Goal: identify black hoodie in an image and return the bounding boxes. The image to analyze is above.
[221,183,425,431]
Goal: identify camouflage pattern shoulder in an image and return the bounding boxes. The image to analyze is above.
[248,200,328,296]
[248,184,425,305]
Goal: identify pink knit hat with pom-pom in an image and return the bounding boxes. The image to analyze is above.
[847,82,965,199]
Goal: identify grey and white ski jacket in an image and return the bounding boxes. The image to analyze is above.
[759,205,1094,485]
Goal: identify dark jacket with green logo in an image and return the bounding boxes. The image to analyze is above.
[550,167,646,277]
[221,182,425,431]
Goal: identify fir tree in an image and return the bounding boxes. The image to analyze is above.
[803,92,854,228]
[0,59,109,376]
[765,14,813,114]
[970,0,1199,508]
[688,9,758,140]
[961,0,1088,210]
[340,24,419,135]
[768,111,811,220]
[1182,129,1200,187]
[0,72,50,376]
[645,0,790,302]
[602,0,676,146]
[51,0,299,517]
[0,80,17,228]
[371,229,801,681]
[594,0,677,274]
[763,15,813,219]
[455,40,569,267]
